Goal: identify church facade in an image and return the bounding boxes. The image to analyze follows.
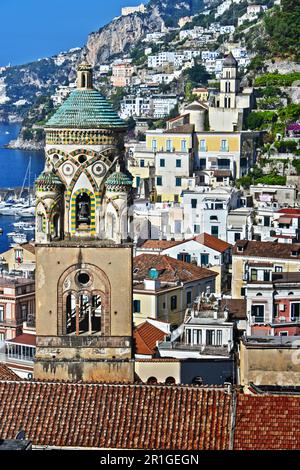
[34,61,134,382]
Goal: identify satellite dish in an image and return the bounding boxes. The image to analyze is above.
[15,430,26,440]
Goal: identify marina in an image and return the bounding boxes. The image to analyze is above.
[0,123,44,252]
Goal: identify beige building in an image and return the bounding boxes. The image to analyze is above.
[0,242,35,276]
[33,61,134,383]
[133,253,217,325]
[209,53,253,132]
[240,336,300,388]
[232,240,300,298]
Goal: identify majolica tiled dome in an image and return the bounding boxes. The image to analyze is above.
[45,89,127,130]
[105,171,133,192]
[35,171,64,192]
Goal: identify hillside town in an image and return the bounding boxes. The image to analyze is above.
[0,0,300,452]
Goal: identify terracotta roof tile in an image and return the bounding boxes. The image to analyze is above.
[234,393,300,450]
[195,233,232,253]
[0,381,231,449]
[163,124,194,134]
[134,323,166,356]
[7,334,36,346]
[0,364,20,381]
[233,240,300,259]
[133,254,217,283]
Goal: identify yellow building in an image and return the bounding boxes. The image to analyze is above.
[195,131,256,179]
[193,87,209,103]
[232,240,300,299]
[133,253,217,325]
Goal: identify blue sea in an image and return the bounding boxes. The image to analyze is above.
[0,123,45,253]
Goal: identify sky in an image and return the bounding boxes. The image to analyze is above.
[0,0,148,66]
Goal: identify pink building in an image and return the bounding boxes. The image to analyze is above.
[111,63,135,87]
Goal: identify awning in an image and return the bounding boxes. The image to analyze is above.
[279,217,292,224]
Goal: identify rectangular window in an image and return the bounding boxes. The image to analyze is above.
[193,329,202,345]
[251,269,257,281]
[140,160,145,167]
[275,266,283,272]
[201,254,209,266]
[194,224,200,234]
[166,139,172,152]
[191,199,197,209]
[152,139,157,151]
[176,159,181,168]
[171,296,177,310]
[206,330,215,346]
[175,177,182,187]
[264,216,270,227]
[251,305,264,323]
[185,328,191,344]
[216,330,222,346]
[221,139,228,151]
[181,140,187,152]
[264,270,271,282]
[160,158,165,167]
[0,333,4,341]
[15,249,23,263]
[177,253,191,263]
[241,287,246,296]
[291,303,300,321]
[200,139,206,151]
[175,220,181,233]
[186,291,192,306]
[211,226,219,237]
[136,176,141,188]
[133,300,141,313]
[234,233,241,241]
[0,306,4,322]
[199,158,206,170]
[156,176,162,186]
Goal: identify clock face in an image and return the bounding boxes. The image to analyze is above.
[92,162,106,177]
[62,163,74,177]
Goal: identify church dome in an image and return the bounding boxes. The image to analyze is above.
[105,171,133,192]
[35,170,64,192]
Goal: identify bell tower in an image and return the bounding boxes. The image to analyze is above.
[34,60,134,382]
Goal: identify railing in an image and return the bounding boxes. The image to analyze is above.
[158,341,229,356]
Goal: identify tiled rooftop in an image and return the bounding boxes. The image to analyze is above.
[0,381,231,449]
[234,394,300,450]
[233,240,300,259]
[133,254,217,283]
[0,364,20,381]
[45,89,127,129]
[134,322,166,356]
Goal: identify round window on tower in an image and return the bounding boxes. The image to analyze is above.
[78,155,87,164]
[76,272,91,286]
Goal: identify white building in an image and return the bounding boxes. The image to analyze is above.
[182,186,241,241]
[158,298,234,359]
[152,95,178,119]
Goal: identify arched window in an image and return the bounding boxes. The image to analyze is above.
[256,293,263,296]
[210,215,218,221]
[76,193,91,227]
[81,74,86,88]
[288,292,294,296]
[147,377,158,384]
[165,376,176,385]
[66,291,102,336]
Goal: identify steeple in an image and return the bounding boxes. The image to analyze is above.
[77,53,93,89]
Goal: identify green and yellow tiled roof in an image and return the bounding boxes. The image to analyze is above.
[106,171,133,191]
[45,89,127,130]
[35,171,64,191]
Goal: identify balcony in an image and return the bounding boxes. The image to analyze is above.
[158,340,230,356]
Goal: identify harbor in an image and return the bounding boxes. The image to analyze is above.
[0,123,44,252]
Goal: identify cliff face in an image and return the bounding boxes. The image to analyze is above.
[86,7,164,65]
